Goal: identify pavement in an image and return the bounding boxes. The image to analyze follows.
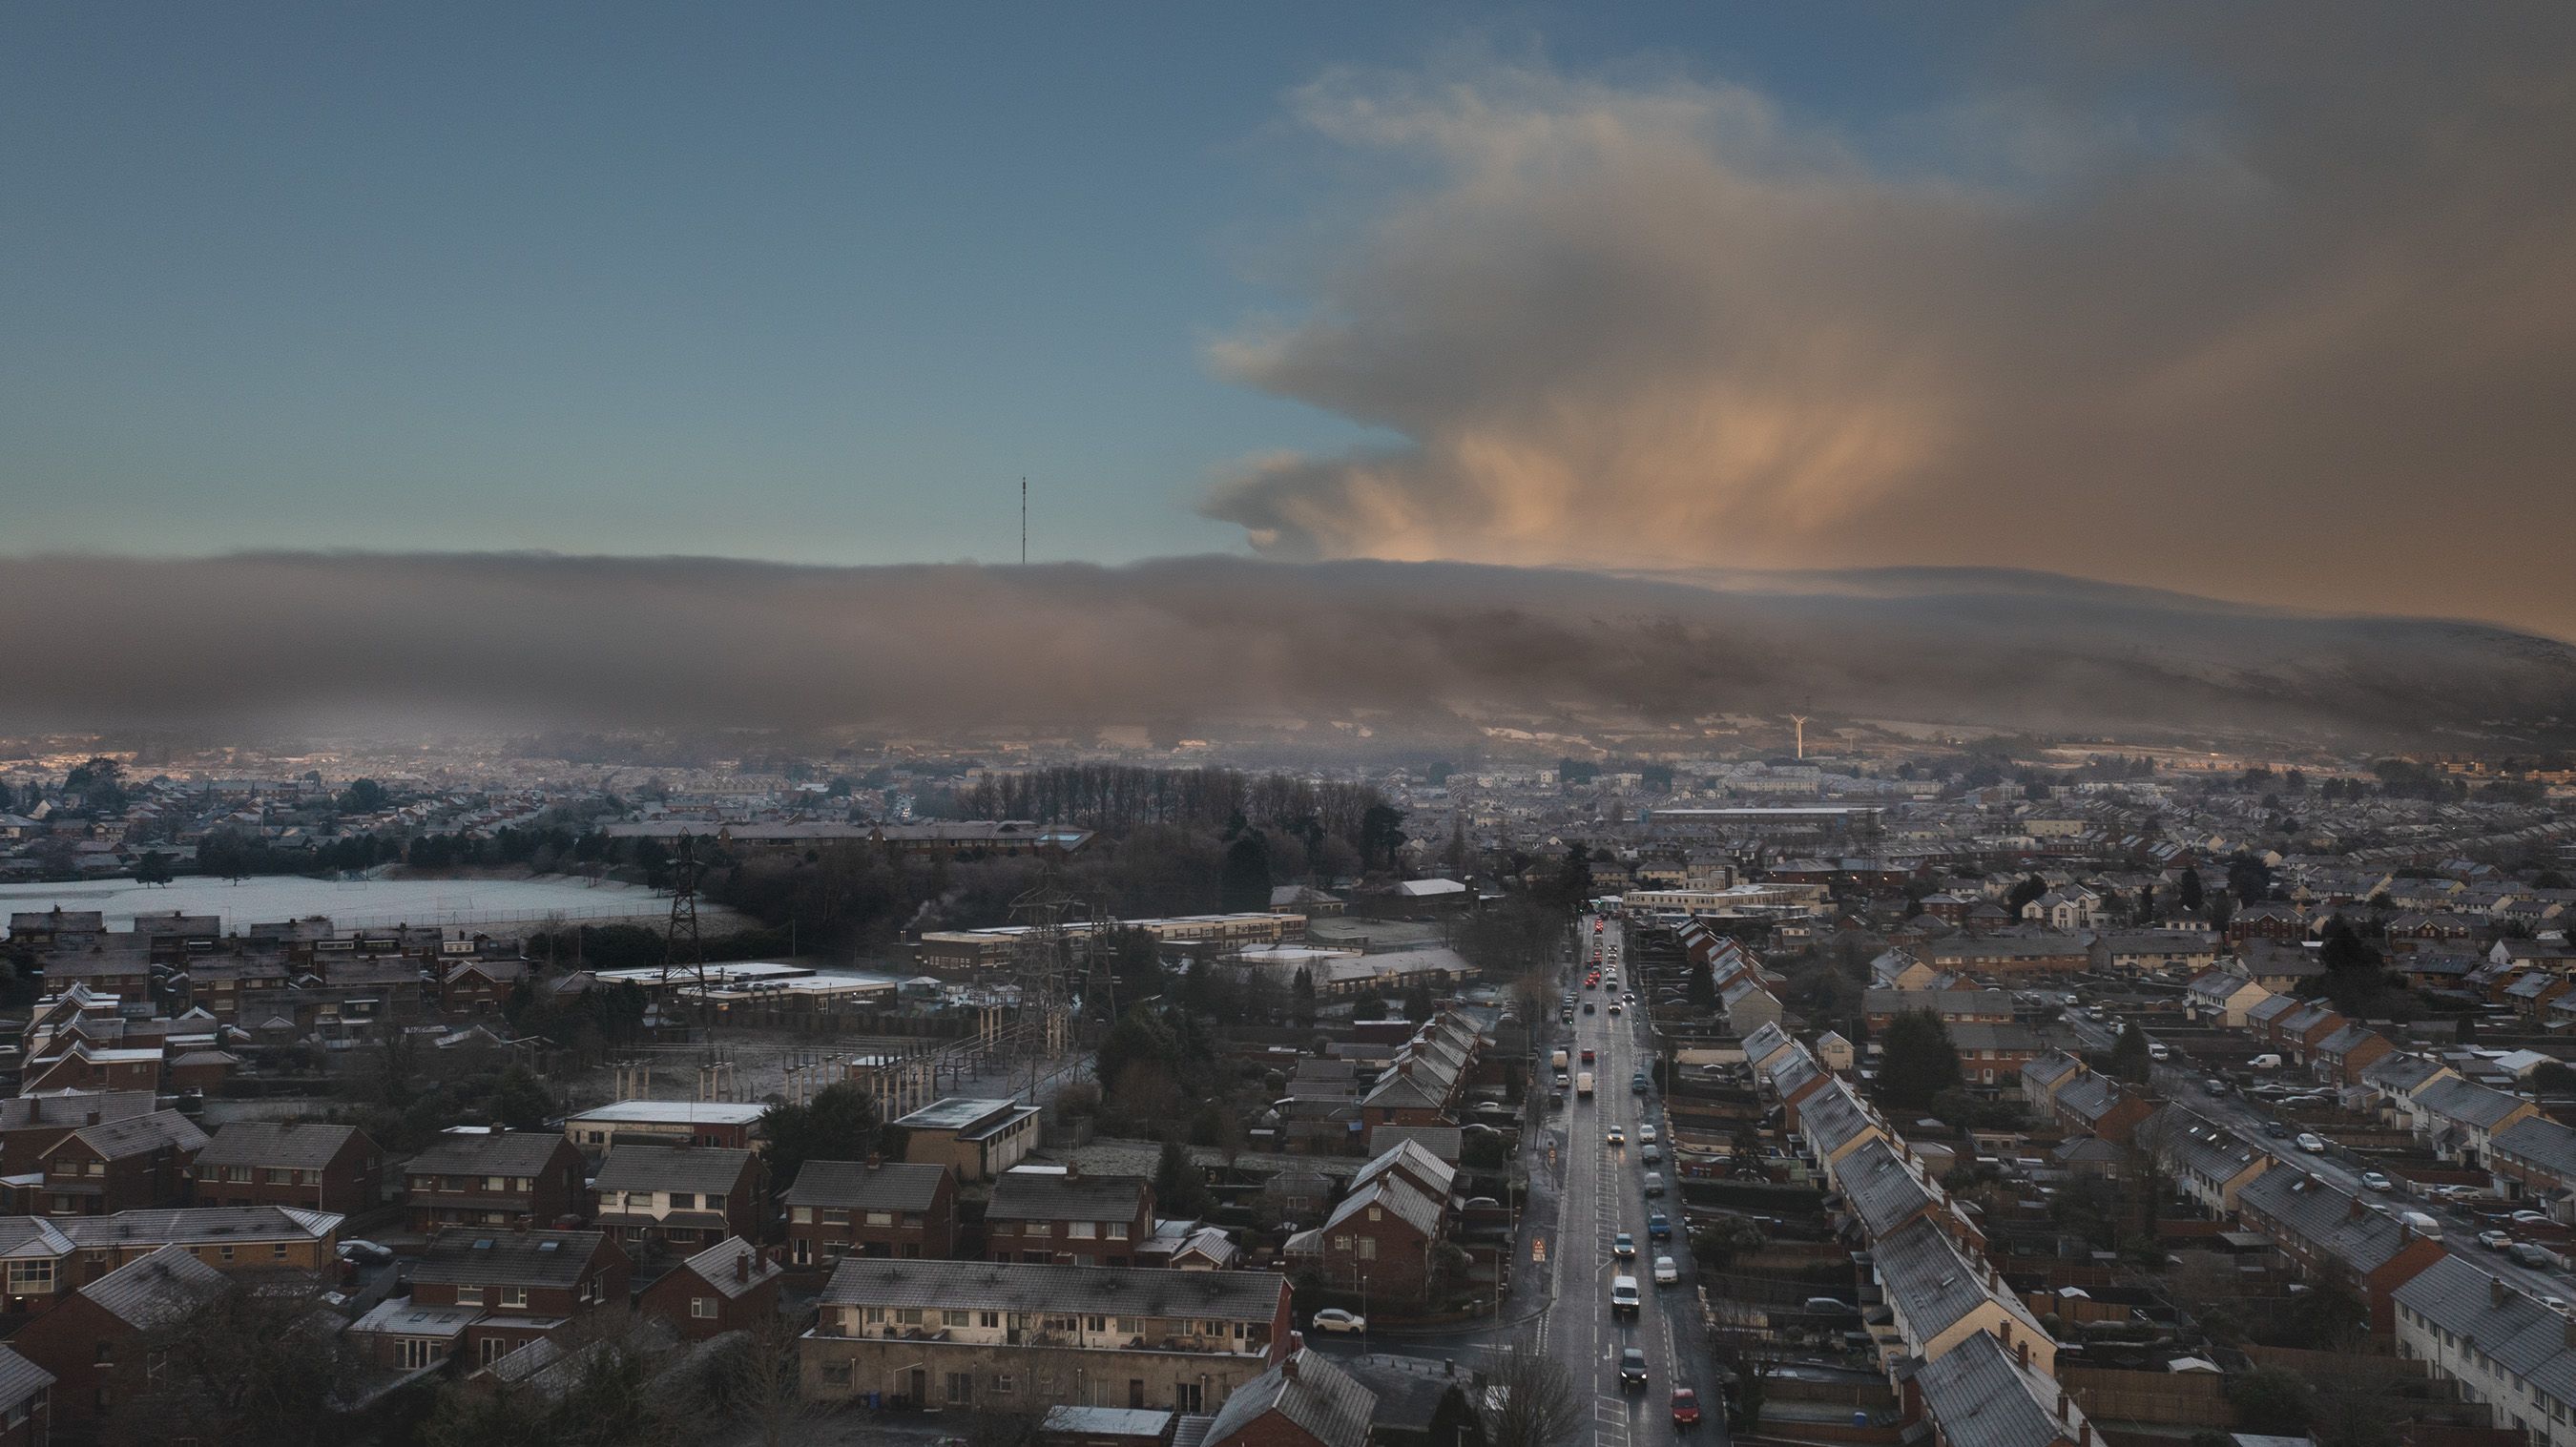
[2067,1012,2576,1304]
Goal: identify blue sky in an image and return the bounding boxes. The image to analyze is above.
[1,2,1984,565]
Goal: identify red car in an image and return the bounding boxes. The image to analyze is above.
[1670,1389,1701,1430]
[1581,1048,1596,1065]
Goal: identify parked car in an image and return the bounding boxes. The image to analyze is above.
[2205,1079,2232,1095]
[338,1240,395,1266]
[1642,1172,1665,1197]
[2479,1230,2513,1251]
[2512,1242,2554,1268]
[1653,1254,1680,1286]
[2263,1121,2291,1138]
[2361,1171,2393,1191]
[1671,1388,1701,1429]
[1641,1145,1662,1166]
[1647,1212,1672,1240]
[1311,1309,1366,1334]
[2296,1132,2327,1153]
[1638,1126,1659,1145]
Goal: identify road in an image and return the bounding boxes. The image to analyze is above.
[1541,912,1727,1447]
[2067,1012,2576,1304]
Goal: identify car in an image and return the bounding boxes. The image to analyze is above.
[2263,1121,2291,1138]
[2296,1133,2326,1153]
[338,1239,395,1266]
[1582,1047,1597,1064]
[1584,1002,1595,1014]
[1639,1126,1659,1145]
[2204,1078,2231,1095]
[1623,991,1635,1003]
[2512,1209,2551,1225]
[1631,1072,1650,1093]
[1653,1254,1680,1286]
[1619,1348,1649,1390]
[2514,1243,2556,1269]
[1609,1003,1623,1016]
[1641,1145,1662,1166]
[1671,1388,1702,1429]
[2362,1171,2394,1191]
[1555,1070,1570,1087]
[1311,1309,1366,1334]
[1608,1127,1627,1146]
[1612,1231,1636,1258]
[1595,920,1605,932]
[1643,1172,1666,1197]
[1647,1211,1672,1239]
[2480,1230,2513,1251]
[1611,1274,1641,1315]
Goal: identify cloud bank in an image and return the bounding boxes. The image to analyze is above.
[1200,12,2576,639]
[1,552,2570,746]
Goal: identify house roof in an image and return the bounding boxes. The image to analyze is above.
[411,1229,611,1289]
[195,1121,366,1170]
[816,1257,1287,1322]
[783,1159,948,1212]
[79,1243,227,1328]
[675,1236,782,1300]
[2415,1076,2530,1130]
[406,1130,571,1178]
[0,1090,156,1133]
[68,1110,209,1162]
[2238,1168,2425,1274]
[0,1346,52,1412]
[2022,1052,2084,1090]
[2396,1256,2576,1412]
[1914,1327,2079,1447]
[592,1144,755,1196]
[2494,1116,2576,1183]
[66,1206,342,1248]
[1352,1139,1458,1199]
[1801,1082,1882,1157]
[987,1168,1151,1224]
[1205,1349,1375,1447]
[2361,1052,2450,1095]
[1839,1138,1942,1242]
[1320,1174,1444,1238]
[1873,1216,2045,1346]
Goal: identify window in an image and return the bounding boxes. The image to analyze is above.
[1359,1237,1378,1260]
[706,1193,725,1210]
[514,1177,533,1191]
[1106,1222,1129,1240]
[85,1161,104,1177]
[791,1207,814,1224]
[945,1372,973,1406]
[996,1372,1015,1393]
[272,1242,287,1259]
[897,1308,924,1325]
[821,1362,852,1387]
[6,1259,54,1293]
[94,1343,113,1365]
[691,1296,717,1318]
[902,1212,924,1227]
[456,1287,485,1306]
[1176,1382,1204,1413]
[396,1337,447,1370]
[486,1176,509,1191]
[1027,1223,1052,1237]
[980,1312,1001,1328]
[1069,1222,1097,1239]
[865,1211,894,1227]
[500,1287,528,1309]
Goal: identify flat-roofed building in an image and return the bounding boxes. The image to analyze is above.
[563,1099,766,1154]
[893,1098,1042,1183]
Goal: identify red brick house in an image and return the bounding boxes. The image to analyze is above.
[1201,1348,1376,1447]
[37,1111,207,1216]
[404,1130,587,1232]
[19,1044,165,1096]
[782,1157,957,1265]
[10,1244,225,1434]
[638,1235,784,1339]
[591,1144,760,1250]
[2236,1167,2447,1336]
[190,1121,384,1214]
[983,1165,1153,1267]
[1285,1170,1448,1309]
[2313,1024,2397,1086]
[440,959,527,1016]
[0,1092,157,1174]
[364,1228,631,1371]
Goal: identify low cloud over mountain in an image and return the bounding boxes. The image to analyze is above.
[2,552,2569,746]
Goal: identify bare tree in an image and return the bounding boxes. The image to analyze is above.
[722,1309,830,1447]
[1482,1333,1585,1447]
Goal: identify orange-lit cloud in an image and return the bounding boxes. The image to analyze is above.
[1202,15,2576,638]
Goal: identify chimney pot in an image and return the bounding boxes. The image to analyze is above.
[864,1152,882,1170]
[2016,1339,2030,1369]
[2058,1390,2070,1421]
[737,1251,751,1282]
[1281,1354,1299,1382]
[2495,1278,2511,1308]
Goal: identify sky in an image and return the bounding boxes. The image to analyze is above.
[6,4,2575,637]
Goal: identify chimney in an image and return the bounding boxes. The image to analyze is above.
[2494,1277,2511,1308]
[1281,1353,1299,1382]
[864,1152,882,1171]
[1065,1160,1080,1183]
[2057,1389,2071,1422]
[2350,1198,2365,1221]
[86,1109,99,1127]
[2080,1424,2094,1447]
[2016,1338,2030,1370]
[737,1250,752,1283]
[2564,1315,2576,1351]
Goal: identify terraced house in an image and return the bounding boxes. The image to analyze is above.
[590,1144,760,1249]
[189,1120,383,1213]
[2396,1256,2576,1447]
[800,1259,1294,1415]
[403,1129,587,1231]
[2235,1167,2448,1336]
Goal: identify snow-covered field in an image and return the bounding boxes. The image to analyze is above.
[0,874,699,933]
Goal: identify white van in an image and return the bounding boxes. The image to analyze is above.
[1611,1274,1640,1315]
[2400,1210,2443,1240]
[2249,1053,2283,1070]
[1577,1072,1595,1097]
[1552,1049,1570,1069]
[2147,1043,2171,1062]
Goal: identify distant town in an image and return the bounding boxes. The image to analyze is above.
[0,727,2567,1445]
